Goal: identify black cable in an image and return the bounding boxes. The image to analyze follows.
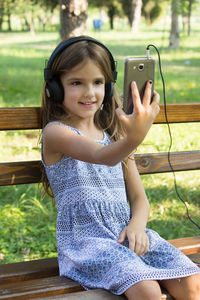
[146,44,200,231]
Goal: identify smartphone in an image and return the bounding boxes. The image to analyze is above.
[123,57,155,114]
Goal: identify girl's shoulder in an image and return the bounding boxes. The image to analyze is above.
[43,121,81,135]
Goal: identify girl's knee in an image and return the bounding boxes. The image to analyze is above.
[124,280,162,300]
[187,273,200,299]
[161,274,200,300]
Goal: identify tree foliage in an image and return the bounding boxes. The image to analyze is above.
[142,0,166,24]
[88,0,124,30]
[0,0,58,32]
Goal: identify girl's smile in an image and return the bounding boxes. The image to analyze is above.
[61,59,105,120]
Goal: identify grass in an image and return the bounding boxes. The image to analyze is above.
[0,19,200,264]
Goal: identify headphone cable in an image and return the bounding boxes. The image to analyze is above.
[146,44,200,231]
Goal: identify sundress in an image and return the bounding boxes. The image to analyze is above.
[41,122,199,295]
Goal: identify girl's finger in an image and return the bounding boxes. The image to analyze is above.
[128,234,136,252]
[142,80,153,106]
[150,91,160,117]
[134,236,145,255]
[151,90,160,107]
[118,228,126,244]
[130,81,142,112]
[142,234,150,255]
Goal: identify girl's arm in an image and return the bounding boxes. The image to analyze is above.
[43,81,160,166]
[118,157,150,256]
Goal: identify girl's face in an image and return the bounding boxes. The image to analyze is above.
[60,59,105,122]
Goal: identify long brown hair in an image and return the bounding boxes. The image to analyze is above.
[41,38,126,197]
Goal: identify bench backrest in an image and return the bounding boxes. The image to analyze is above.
[0,103,200,186]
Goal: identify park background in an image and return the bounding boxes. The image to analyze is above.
[0,0,200,264]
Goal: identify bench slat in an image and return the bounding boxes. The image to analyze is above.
[0,108,41,130]
[0,276,83,300]
[0,151,199,186]
[168,236,200,255]
[135,150,200,175]
[0,278,172,300]
[36,289,172,300]
[0,258,58,284]
[0,161,42,186]
[155,103,200,124]
[0,103,200,131]
[0,237,199,285]
[36,289,126,300]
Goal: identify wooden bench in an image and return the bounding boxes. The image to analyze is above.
[0,103,200,299]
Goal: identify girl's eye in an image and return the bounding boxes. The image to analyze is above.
[72,81,81,86]
[95,80,104,85]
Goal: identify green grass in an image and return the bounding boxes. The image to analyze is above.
[0,20,200,264]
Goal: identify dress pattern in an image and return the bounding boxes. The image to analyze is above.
[42,122,199,295]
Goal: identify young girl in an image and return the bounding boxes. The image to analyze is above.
[41,36,200,300]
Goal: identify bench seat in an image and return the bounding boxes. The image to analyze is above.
[0,236,199,299]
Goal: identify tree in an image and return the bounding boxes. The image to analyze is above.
[59,0,88,40]
[120,0,142,32]
[180,0,197,36]
[169,0,180,48]
[88,0,123,30]
[142,0,166,24]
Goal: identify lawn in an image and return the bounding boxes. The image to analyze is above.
[0,19,200,263]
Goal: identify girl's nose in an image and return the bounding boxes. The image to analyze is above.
[84,84,95,99]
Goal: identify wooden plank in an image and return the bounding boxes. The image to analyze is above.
[35,289,172,300]
[36,289,125,300]
[135,150,200,174]
[0,277,174,300]
[0,161,42,186]
[0,237,199,285]
[188,253,200,267]
[0,150,200,186]
[0,104,200,131]
[0,276,83,299]
[168,236,200,255]
[0,238,199,299]
[0,108,42,130]
[0,258,58,284]
[155,103,200,124]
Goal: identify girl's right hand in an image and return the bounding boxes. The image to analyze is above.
[116,80,160,146]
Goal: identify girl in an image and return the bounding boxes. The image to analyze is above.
[41,36,200,300]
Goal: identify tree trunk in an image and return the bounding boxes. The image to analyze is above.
[0,1,4,31]
[59,0,88,40]
[107,5,115,30]
[7,10,12,32]
[128,0,142,32]
[169,0,180,48]
[187,0,194,36]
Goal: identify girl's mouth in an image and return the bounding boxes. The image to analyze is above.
[79,101,96,107]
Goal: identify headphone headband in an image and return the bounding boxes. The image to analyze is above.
[44,36,117,82]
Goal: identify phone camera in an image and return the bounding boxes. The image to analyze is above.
[138,63,144,71]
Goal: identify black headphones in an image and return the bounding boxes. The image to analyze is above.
[44,36,117,104]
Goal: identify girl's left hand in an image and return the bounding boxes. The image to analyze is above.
[118,224,149,256]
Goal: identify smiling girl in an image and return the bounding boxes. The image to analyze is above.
[41,36,200,300]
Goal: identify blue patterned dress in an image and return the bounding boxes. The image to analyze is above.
[42,122,199,295]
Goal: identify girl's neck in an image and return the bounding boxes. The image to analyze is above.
[62,116,104,140]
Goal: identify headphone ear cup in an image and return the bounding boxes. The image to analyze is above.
[45,78,64,104]
[104,82,114,103]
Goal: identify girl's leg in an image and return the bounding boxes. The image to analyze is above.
[124,280,162,300]
[160,273,200,300]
